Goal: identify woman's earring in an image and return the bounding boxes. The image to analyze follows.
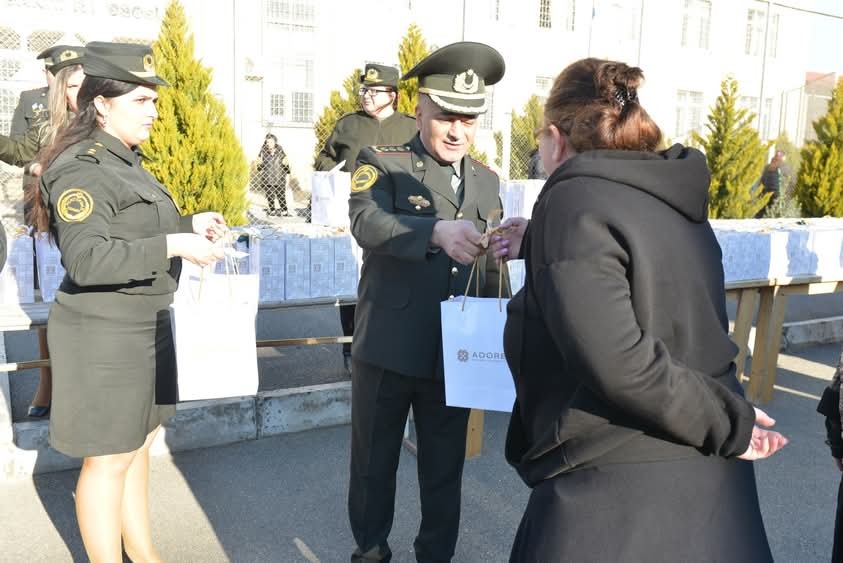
[101,115,108,128]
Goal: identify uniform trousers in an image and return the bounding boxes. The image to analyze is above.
[349,360,469,563]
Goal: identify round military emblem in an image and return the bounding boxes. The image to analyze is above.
[56,189,94,222]
[453,69,479,94]
[351,164,378,192]
[143,54,155,72]
[59,49,79,62]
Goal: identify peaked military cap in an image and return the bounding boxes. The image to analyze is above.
[83,41,169,87]
[360,64,400,89]
[37,45,86,75]
[402,41,505,115]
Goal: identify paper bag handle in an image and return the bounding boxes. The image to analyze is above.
[460,256,512,312]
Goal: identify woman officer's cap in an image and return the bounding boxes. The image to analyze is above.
[82,42,169,87]
[402,41,505,115]
[37,45,86,75]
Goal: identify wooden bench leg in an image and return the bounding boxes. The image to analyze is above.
[746,286,780,404]
[464,409,484,460]
[761,291,788,403]
[732,288,757,383]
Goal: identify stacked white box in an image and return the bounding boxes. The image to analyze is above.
[284,236,310,300]
[0,233,35,304]
[258,237,285,303]
[334,234,359,296]
[34,233,66,302]
[309,236,335,298]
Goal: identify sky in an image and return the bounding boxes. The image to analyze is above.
[805,0,843,74]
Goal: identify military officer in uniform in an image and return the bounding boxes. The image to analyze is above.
[347,42,506,562]
[316,63,417,373]
[9,45,76,140]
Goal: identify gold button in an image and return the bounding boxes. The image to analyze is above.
[451,267,458,276]
[456,212,463,219]
[448,294,455,300]
[416,161,423,168]
[415,205,421,211]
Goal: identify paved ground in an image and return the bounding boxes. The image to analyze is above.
[0,343,841,562]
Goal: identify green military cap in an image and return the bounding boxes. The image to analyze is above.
[402,41,505,115]
[37,45,86,75]
[83,41,169,87]
[360,64,400,89]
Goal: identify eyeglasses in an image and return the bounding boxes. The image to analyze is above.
[359,87,392,97]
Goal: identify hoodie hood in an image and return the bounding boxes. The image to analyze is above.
[547,144,711,223]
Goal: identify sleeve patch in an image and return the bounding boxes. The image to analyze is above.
[56,188,94,222]
[351,164,379,192]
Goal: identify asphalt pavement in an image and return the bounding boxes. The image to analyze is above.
[1,343,841,562]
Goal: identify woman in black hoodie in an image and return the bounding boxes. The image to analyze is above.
[492,58,788,562]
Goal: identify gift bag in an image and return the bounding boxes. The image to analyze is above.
[34,232,66,302]
[170,255,260,401]
[440,256,515,412]
[311,163,351,227]
[0,229,34,305]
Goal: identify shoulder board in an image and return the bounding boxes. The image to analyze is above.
[371,145,411,155]
[74,140,105,164]
[469,157,498,176]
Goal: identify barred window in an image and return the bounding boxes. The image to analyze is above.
[562,0,575,31]
[0,87,17,136]
[0,27,20,50]
[27,30,63,53]
[292,91,312,123]
[481,88,494,130]
[112,37,154,46]
[0,59,21,81]
[266,0,316,31]
[746,9,778,57]
[675,90,704,139]
[536,75,553,105]
[738,96,774,138]
[681,0,711,50]
[538,0,552,28]
[269,93,285,118]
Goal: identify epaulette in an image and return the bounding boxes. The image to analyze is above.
[371,145,411,155]
[74,140,105,164]
[469,157,498,177]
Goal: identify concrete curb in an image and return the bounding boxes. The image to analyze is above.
[782,316,843,351]
[3,381,351,479]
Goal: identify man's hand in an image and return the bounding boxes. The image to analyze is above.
[430,220,484,265]
[737,407,789,461]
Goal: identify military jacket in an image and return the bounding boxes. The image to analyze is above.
[315,111,417,173]
[11,87,49,140]
[349,134,505,380]
[0,116,46,167]
[40,129,193,296]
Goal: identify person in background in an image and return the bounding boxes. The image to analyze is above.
[256,133,292,216]
[315,63,417,374]
[817,346,843,562]
[30,42,226,562]
[492,58,786,562]
[347,42,505,562]
[758,149,785,216]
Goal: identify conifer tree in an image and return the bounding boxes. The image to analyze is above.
[794,79,843,217]
[397,24,430,115]
[510,95,544,179]
[692,77,770,219]
[311,70,361,167]
[142,0,249,225]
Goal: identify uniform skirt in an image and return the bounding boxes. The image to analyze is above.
[48,290,177,458]
[509,455,773,563]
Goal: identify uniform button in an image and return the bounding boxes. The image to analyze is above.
[451,267,458,276]
[448,294,455,300]
[415,205,421,211]
[456,212,464,219]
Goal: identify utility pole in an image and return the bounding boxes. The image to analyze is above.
[757,0,771,137]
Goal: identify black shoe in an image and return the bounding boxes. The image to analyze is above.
[27,404,50,418]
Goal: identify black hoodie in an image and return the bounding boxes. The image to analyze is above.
[504,145,757,487]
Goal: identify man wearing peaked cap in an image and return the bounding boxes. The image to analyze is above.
[10,45,86,140]
[346,42,506,562]
[83,41,169,87]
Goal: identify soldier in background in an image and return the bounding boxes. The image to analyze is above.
[9,45,76,140]
[346,42,505,562]
[315,63,417,374]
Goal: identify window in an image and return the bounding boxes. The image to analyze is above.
[0,87,16,136]
[292,92,312,123]
[481,88,495,129]
[0,60,21,81]
[745,8,779,57]
[681,0,711,49]
[0,27,20,50]
[266,0,316,31]
[675,90,704,138]
[561,0,575,31]
[269,94,285,118]
[266,57,314,124]
[539,0,552,28]
[739,96,774,138]
[27,30,63,53]
[535,75,553,105]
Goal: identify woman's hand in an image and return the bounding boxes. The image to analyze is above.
[490,217,529,261]
[166,233,225,267]
[737,407,789,461]
[192,212,227,243]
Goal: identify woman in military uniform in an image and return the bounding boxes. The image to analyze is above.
[29,42,226,562]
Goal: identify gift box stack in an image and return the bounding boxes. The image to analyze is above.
[499,180,544,220]
[0,228,35,305]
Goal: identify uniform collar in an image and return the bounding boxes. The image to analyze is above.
[92,128,141,166]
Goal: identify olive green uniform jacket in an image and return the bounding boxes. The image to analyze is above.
[11,87,49,140]
[348,134,505,380]
[315,110,416,173]
[0,117,46,168]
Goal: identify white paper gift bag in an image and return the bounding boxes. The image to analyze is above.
[311,163,351,227]
[170,258,260,401]
[440,296,515,412]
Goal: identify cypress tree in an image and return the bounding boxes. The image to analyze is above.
[510,95,544,179]
[142,0,248,225]
[311,70,361,167]
[397,24,430,115]
[692,77,770,219]
[794,79,843,217]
